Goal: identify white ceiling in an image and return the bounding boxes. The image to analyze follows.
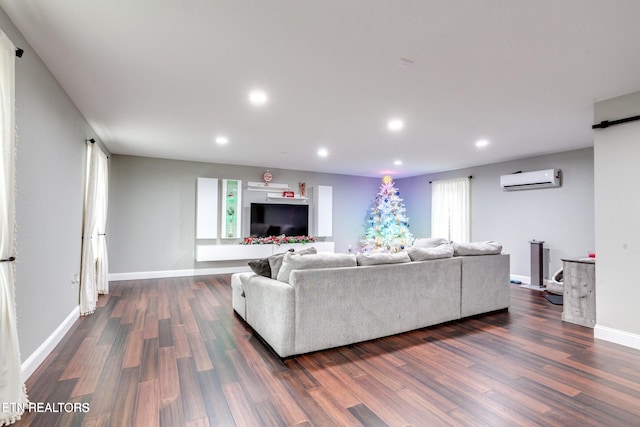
[2,1,640,178]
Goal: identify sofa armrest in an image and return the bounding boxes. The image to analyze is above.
[460,254,510,317]
[231,272,256,320]
[242,275,295,357]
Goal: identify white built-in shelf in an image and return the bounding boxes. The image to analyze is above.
[266,192,309,201]
[196,241,335,261]
[247,181,290,192]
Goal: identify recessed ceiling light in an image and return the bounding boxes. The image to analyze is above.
[215,136,229,145]
[388,119,404,131]
[249,90,268,105]
[394,160,403,166]
[476,139,489,147]
[317,148,328,158]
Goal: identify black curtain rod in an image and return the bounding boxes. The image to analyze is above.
[86,138,110,158]
[429,175,472,184]
[592,115,640,129]
[15,48,23,58]
[0,257,16,262]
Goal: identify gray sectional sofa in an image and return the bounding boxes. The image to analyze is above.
[231,245,509,358]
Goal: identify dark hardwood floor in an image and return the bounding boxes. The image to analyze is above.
[15,275,640,426]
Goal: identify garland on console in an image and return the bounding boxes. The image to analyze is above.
[240,235,317,245]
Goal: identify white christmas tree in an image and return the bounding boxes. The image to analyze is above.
[360,175,414,253]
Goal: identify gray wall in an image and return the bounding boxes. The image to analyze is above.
[594,91,640,339]
[1,9,102,358]
[398,148,595,279]
[109,150,595,280]
[108,155,380,274]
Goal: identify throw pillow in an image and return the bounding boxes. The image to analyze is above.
[248,258,271,277]
[276,252,357,284]
[452,241,502,256]
[412,237,450,248]
[268,246,317,279]
[356,251,411,266]
[407,244,454,261]
[268,249,294,279]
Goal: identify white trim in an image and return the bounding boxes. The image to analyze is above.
[510,274,552,287]
[594,325,640,351]
[108,266,251,282]
[510,274,530,284]
[21,306,80,381]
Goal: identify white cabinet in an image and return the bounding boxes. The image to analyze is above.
[313,185,332,237]
[196,177,218,239]
[221,179,242,238]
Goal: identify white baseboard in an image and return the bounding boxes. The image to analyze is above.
[21,306,80,381]
[510,274,552,287]
[510,274,530,284]
[108,266,251,282]
[594,325,640,351]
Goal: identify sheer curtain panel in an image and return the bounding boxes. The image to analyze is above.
[95,149,109,295]
[79,142,109,315]
[431,177,470,243]
[0,30,28,426]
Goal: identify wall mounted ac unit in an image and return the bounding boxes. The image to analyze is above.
[500,169,561,190]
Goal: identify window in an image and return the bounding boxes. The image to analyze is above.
[431,177,470,242]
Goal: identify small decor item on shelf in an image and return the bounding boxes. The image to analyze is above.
[282,191,295,198]
[226,207,235,237]
[299,182,306,197]
[263,170,273,185]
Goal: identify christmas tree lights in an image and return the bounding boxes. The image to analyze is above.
[360,175,414,253]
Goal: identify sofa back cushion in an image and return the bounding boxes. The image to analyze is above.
[276,252,357,283]
[407,244,454,261]
[412,237,450,248]
[452,241,502,256]
[356,251,411,266]
[267,247,317,279]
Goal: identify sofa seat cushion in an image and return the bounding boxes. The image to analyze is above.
[277,252,357,283]
[453,241,502,256]
[407,244,454,261]
[356,251,411,266]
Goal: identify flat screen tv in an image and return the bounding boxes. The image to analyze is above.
[250,203,309,237]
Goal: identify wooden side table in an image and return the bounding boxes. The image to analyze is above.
[561,258,596,328]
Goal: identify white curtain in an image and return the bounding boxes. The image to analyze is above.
[431,176,470,243]
[0,30,28,426]
[79,142,109,315]
[95,149,109,295]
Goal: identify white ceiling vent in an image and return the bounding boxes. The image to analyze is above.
[500,169,561,190]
